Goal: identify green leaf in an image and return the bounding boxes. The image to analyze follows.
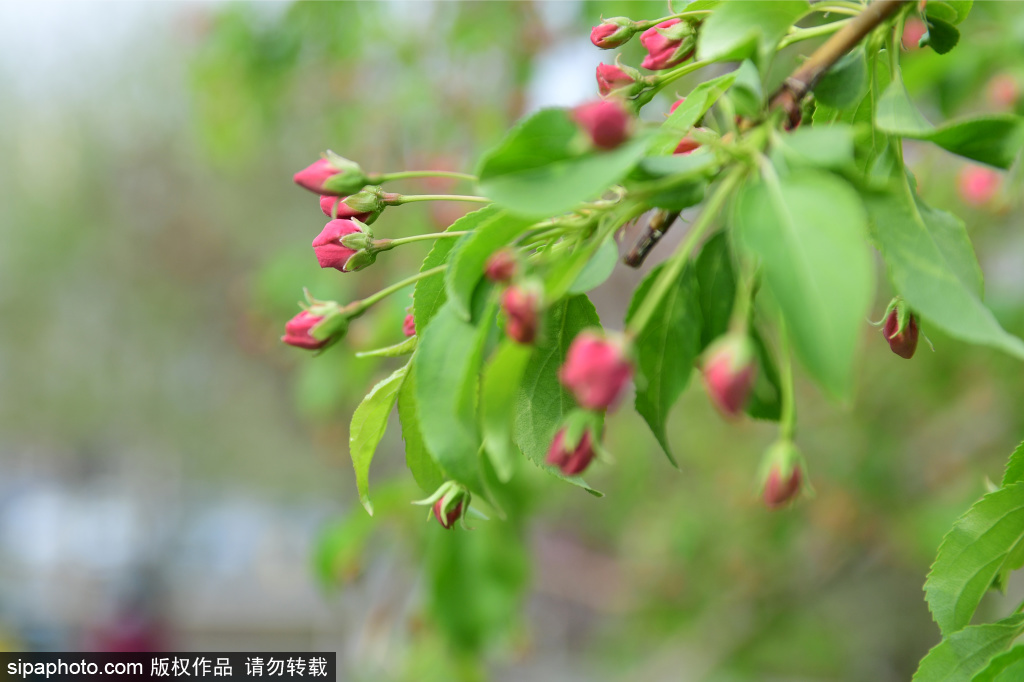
[876,81,1024,169]
[865,190,1024,360]
[513,295,603,495]
[729,60,763,119]
[413,301,493,496]
[349,363,409,515]
[923,2,959,23]
[911,614,1024,682]
[396,361,445,495]
[649,71,738,155]
[1002,441,1024,487]
[477,108,648,218]
[774,124,856,170]
[924,483,1024,636]
[813,47,868,111]
[697,0,808,66]
[745,326,782,421]
[480,341,533,483]
[922,16,960,54]
[625,263,701,466]
[975,646,1024,682]
[445,210,531,320]
[637,153,718,179]
[355,335,417,358]
[568,236,619,294]
[414,205,503,332]
[733,171,873,399]
[943,0,973,23]
[695,232,735,350]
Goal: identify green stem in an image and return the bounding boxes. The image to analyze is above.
[778,320,797,441]
[350,265,447,314]
[778,18,852,48]
[391,194,491,205]
[371,170,477,183]
[374,232,467,251]
[626,166,746,337]
[635,9,713,30]
[632,58,714,111]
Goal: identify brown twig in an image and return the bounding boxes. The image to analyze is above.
[769,0,909,122]
[624,209,681,268]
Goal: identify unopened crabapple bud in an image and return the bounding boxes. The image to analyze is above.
[282,311,328,350]
[559,331,633,410]
[701,332,757,418]
[485,249,517,283]
[759,440,805,509]
[546,428,596,476]
[281,301,348,351]
[572,99,632,150]
[501,286,540,344]
[640,19,696,71]
[319,187,384,224]
[312,219,375,272]
[403,313,416,338]
[902,18,926,50]
[433,499,463,529]
[882,303,919,359]
[596,62,636,98]
[669,97,686,114]
[957,165,1001,206]
[590,17,635,49]
[293,153,369,196]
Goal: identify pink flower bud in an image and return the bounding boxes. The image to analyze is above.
[987,73,1020,110]
[281,311,328,350]
[596,63,635,97]
[501,286,539,344]
[902,18,926,50]
[763,463,802,509]
[293,154,368,196]
[559,331,633,411]
[403,313,416,338]
[669,98,686,114]
[546,428,596,476]
[312,219,372,272]
[701,333,756,418]
[319,195,374,223]
[958,165,1001,206]
[484,249,517,283]
[433,499,463,529]
[640,19,695,71]
[883,307,919,359]
[590,17,633,49]
[674,127,710,155]
[572,99,632,150]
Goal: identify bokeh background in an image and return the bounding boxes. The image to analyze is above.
[2,1,1024,680]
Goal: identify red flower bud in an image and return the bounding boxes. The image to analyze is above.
[674,127,710,155]
[312,219,373,272]
[640,19,695,71]
[293,154,368,196]
[669,98,686,114]
[433,499,463,529]
[987,73,1020,110]
[701,333,756,418]
[559,331,633,411]
[484,249,517,283]
[546,428,596,476]
[572,99,632,150]
[501,286,539,344]
[596,63,636,98]
[590,17,633,49]
[319,195,374,223]
[763,463,802,509]
[957,165,1001,206]
[281,311,328,350]
[403,313,416,338]
[883,307,919,359]
[902,18,926,50]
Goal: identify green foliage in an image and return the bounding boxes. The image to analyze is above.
[348,363,409,514]
[911,615,1024,682]
[697,0,808,67]
[445,210,531,321]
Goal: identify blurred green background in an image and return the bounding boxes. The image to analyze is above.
[2,2,1024,680]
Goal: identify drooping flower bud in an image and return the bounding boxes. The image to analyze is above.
[403,313,416,338]
[674,126,711,155]
[501,286,540,344]
[572,99,632,150]
[319,186,384,224]
[640,19,696,71]
[546,428,596,476]
[987,73,1020,110]
[559,331,633,411]
[590,17,635,49]
[312,219,375,272]
[882,301,919,359]
[759,440,806,510]
[701,332,757,418]
[957,165,1001,206]
[669,97,686,114]
[902,17,927,50]
[433,498,463,529]
[596,61,642,99]
[293,152,369,196]
[485,249,517,283]
[281,299,349,351]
